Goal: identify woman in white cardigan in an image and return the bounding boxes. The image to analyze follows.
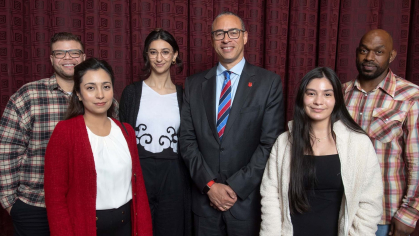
[260,67,383,236]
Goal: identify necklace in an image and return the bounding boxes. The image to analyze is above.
[310,132,331,142]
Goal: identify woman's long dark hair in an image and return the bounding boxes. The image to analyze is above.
[65,58,117,120]
[142,28,183,77]
[288,67,366,214]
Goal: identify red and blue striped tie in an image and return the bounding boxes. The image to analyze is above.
[217,71,232,141]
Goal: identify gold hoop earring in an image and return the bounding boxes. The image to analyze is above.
[172,60,176,65]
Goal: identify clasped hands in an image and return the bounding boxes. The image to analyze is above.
[207,183,237,211]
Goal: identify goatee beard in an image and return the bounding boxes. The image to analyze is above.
[356,63,386,81]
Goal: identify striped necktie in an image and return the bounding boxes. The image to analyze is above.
[217,71,232,141]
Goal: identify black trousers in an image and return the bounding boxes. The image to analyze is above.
[193,211,260,236]
[11,199,50,236]
[141,158,185,236]
[96,200,132,236]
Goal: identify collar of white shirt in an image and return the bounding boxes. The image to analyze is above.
[216,57,246,77]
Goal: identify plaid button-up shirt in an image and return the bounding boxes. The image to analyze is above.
[343,70,419,228]
[0,75,70,208]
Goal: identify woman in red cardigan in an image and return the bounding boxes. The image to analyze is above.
[44,58,152,236]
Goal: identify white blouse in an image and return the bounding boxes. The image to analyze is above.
[86,118,133,210]
[135,81,180,154]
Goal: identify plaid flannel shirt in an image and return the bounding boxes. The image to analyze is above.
[343,70,419,228]
[0,75,119,209]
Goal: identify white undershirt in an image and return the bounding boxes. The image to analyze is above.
[86,118,133,210]
[135,81,180,154]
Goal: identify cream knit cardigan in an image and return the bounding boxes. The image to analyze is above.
[260,120,383,236]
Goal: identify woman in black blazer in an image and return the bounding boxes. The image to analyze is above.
[119,29,191,236]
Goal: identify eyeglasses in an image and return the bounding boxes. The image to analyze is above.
[52,50,84,59]
[211,28,245,41]
[147,50,173,59]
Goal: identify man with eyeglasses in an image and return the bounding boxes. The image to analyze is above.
[0,32,86,235]
[180,12,285,236]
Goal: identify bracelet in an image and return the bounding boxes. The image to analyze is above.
[204,180,215,193]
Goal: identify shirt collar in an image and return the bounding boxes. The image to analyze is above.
[216,57,246,76]
[379,70,397,97]
[48,74,59,91]
[48,74,67,94]
[346,69,397,98]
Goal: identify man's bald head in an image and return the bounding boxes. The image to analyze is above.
[359,29,394,51]
[356,29,397,81]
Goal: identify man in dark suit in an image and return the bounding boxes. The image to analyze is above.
[180,12,285,236]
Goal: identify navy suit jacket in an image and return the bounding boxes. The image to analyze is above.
[180,61,285,220]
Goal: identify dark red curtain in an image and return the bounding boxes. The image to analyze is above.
[1,0,419,235]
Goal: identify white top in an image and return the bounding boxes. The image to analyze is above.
[135,81,180,154]
[86,118,133,210]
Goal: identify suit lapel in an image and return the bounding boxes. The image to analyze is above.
[202,67,220,144]
[223,62,256,137]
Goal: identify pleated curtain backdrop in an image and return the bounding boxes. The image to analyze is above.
[1,0,419,235]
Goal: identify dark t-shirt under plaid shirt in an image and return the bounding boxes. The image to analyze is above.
[0,75,70,208]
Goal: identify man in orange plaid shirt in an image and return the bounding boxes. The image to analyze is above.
[343,29,419,236]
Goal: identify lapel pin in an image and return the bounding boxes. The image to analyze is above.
[248,82,252,87]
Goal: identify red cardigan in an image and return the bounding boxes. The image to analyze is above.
[44,115,152,236]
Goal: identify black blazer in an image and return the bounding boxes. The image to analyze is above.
[180,62,285,220]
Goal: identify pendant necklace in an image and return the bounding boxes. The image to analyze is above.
[310,132,331,142]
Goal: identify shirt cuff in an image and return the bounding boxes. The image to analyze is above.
[394,206,419,229]
[0,194,17,209]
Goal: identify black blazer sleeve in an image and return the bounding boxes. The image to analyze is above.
[226,73,285,200]
[119,82,142,129]
[180,77,217,192]
[119,84,132,124]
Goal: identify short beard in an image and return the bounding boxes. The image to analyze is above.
[53,66,74,81]
[56,73,73,81]
[356,61,388,81]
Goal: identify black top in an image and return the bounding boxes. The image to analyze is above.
[291,154,344,236]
